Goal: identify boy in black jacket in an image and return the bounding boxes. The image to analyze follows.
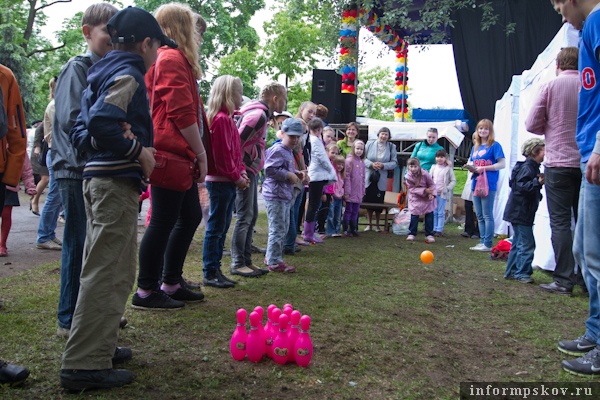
[503,138,545,283]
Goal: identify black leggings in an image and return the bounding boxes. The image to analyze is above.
[305,180,326,223]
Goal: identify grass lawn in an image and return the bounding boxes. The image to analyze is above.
[0,213,594,399]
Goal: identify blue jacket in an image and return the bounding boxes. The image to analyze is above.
[502,158,543,226]
[71,51,152,181]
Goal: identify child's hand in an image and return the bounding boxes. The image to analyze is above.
[288,172,299,184]
[321,194,326,202]
[538,174,545,185]
[428,194,435,200]
[139,147,156,182]
[295,171,305,181]
[343,194,349,201]
[120,122,136,140]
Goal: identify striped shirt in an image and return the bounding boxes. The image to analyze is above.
[525,69,581,168]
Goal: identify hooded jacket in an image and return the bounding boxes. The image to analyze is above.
[502,158,543,226]
[236,100,270,175]
[71,51,152,181]
[0,64,27,187]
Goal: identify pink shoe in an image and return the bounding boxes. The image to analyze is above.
[426,235,435,243]
[268,262,296,273]
[0,246,7,257]
[296,239,310,246]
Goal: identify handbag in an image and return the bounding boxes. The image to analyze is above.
[473,169,489,197]
[149,150,197,192]
[38,139,49,167]
[370,169,380,183]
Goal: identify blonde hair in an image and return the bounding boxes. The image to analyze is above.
[49,76,57,100]
[154,3,202,80]
[351,139,365,159]
[407,157,423,184]
[473,119,495,151]
[260,82,286,102]
[326,142,340,156]
[207,75,242,125]
[296,101,316,120]
[334,155,346,179]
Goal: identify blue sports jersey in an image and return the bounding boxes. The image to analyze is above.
[470,141,505,192]
[577,7,600,163]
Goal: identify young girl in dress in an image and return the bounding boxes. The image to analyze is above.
[343,140,366,237]
[327,155,346,237]
[303,118,336,243]
[405,157,436,243]
[318,143,340,235]
[429,149,456,236]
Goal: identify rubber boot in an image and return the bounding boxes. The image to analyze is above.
[303,221,314,243]
[311,221,324,243]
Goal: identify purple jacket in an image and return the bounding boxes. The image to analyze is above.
[406,168,437,215]
[344,154,365,203]
[262,142,295,202]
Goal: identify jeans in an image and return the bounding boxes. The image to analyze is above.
[545,167,581,288]
[203,181,237,276]
[434,196,447,232]
[37,150,62,243]
[61,178,138,370]
[573,162,600,344]
[326,198,343,235]
[56,178,86,330]
[305,180,326,223]
[138,184,201,290]
[285,190,302,250]
[472,190,496,248]
[409,212,433,236]
[265,199,290,265]
[504,224,535,280]
[231,172,258,267]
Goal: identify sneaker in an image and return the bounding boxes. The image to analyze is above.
[203,272,235,288]
[331,233,342,237]
[52,237,63,246]
[60,368,133,391]
[36,240,62,250]
[131,291,185,310]
[246,264,269,276]
[364,225,372,232]
[469,243,492,252]
[406,235,415,241]
[284,247,296,255]
[166,286,205,302]
[558,335,598,356]
[461,232,470,238]
[562,346,600,376]
[433,231,440,237]
[112,347,133,365]
[516,276,534,284]
[56,326,70,338]
[268,262,296,273]
[251,245,267,254]
[426,235,435,243]
[216,269,238,284]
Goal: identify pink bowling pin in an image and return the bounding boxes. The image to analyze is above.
[294,315,313,367]
[253,306,266,354]
[266,307,281,359]
[283,306,293,333]
[246,311,264,363]
[287,310,301,363]
[229,308,247,361]
[283,303,293,310]
[272,314,290,365]
[264,304,276,337]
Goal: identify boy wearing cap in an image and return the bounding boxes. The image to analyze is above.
[60,7,177,391]
[262,118,305,273]
[502,138,545,284]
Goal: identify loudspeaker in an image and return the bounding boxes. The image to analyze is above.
[341,93,357,123]
[311,69,342,123]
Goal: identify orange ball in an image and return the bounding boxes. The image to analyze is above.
[420,250,434,264]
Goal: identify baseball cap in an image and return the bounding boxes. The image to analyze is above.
[521,138,545,157]
[107,7,177,49]
[281,118,303,136]
[274,111,293,119]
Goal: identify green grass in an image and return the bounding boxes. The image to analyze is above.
[454,168,467,195]
[0,214,594,399]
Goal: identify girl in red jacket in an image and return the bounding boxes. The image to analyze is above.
[202,75,249,288]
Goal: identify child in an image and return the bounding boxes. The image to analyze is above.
[405,157,436,243]
[202,75,249,287]
[327,155,346,237]
[263,118,305,272]
[503,138,545,284]
[317,143,339,235]
[343,140,366,237]
[323,126,335,146]
[429,149,456,236]
[303,117,337,243]
[61,7,175,391]
[0,153,36,256]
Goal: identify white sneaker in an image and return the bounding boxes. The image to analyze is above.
[426,235,435,243]
[406,235,415,241]
[37,240,62,250]
[470,243,492,252]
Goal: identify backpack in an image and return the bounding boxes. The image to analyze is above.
[0,85,7,140]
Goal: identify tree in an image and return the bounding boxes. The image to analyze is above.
[286,80,312,116]
[355,66,397,121]
[216,47,259,99]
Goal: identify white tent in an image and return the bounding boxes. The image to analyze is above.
[492,23,579,271]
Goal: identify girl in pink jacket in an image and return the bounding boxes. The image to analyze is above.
[343,140,366,237]
[1,153,37,256]
[405,157,436,243]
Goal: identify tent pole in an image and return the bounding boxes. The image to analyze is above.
[447,146,456,223]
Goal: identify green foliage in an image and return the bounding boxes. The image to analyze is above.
[216,46,259,99]
[356,66,396,121]
[286,80,312,115]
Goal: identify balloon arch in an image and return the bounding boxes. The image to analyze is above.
[339,3,409,121]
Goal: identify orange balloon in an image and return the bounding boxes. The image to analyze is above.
[420,250,434,264]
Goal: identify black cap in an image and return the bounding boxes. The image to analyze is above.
[107,6,177,49]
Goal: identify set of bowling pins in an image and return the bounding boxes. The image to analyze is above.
[230,303,313,367]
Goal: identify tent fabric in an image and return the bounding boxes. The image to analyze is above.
[449,0,562,124]
[491,24,579,271]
